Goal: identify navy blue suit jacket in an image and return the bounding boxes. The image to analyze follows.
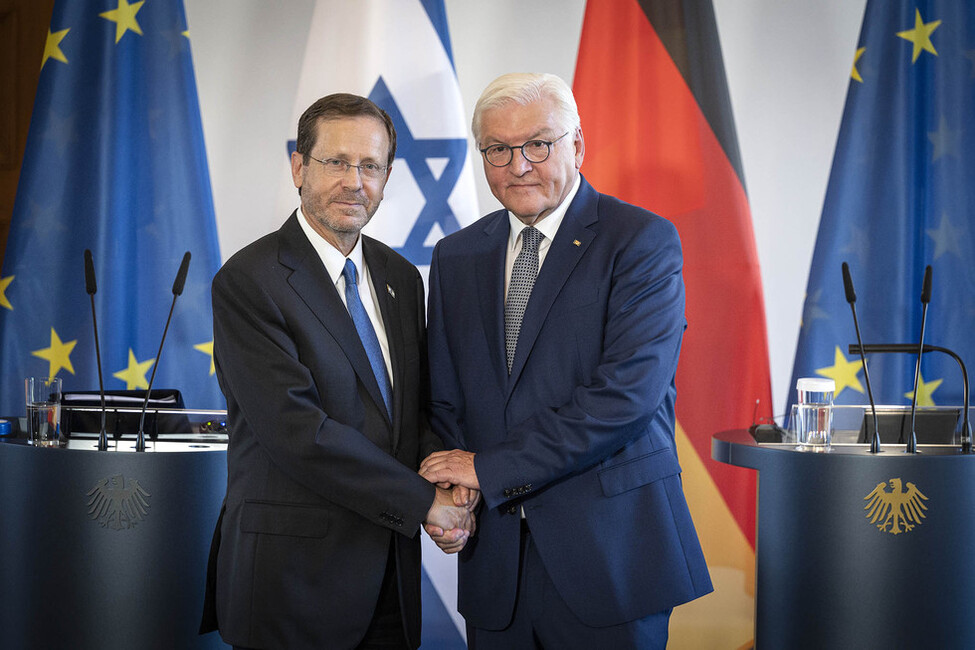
[201,213,440,649]
[427,176,712,629]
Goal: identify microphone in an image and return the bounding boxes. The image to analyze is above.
[136,252,191,452]
[848,343,971,452]
[84,249,109,452]
[906,266,933,454]
[842,262,881,453]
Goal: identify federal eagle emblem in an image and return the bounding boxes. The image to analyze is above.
[863,478,928,535]
[86,474,151,530]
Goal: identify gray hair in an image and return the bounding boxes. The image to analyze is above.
[471,73,581,145]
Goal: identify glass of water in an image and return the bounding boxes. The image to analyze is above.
[25,377,62,448]
[796,377,834,451]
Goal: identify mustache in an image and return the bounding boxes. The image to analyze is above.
[331,191,367,205]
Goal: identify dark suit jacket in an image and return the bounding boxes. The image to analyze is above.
[427,176,713,630]
[200,212,441,649]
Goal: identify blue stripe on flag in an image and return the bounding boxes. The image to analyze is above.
[421,566,466,648]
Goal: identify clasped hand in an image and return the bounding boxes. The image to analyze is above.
[421,450,481,553]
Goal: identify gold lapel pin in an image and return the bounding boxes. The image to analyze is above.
[573,239,581,247]
[386,284,396,298]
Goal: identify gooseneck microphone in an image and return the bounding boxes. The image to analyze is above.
[847,343,971,452]
[136,252,191,452]
[842,262,881,453]
[84,249,109,452]
[906,266,933,454]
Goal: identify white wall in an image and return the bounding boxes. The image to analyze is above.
[185,0,867,419]
[713,0,867,411]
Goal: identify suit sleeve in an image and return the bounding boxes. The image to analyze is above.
[474,218,686,509]
[413,267,445,462]
[426,241,468,452]
[212,262,435,535]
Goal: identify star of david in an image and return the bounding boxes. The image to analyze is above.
[368,77,465,265]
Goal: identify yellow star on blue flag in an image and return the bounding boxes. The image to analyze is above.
[41,28,70,70]
[31,328,77,377]
[99,0,145,44]
[904,373,942,407]
[194,340,215,375]
[112,349,155,390]
[0,276,13,310]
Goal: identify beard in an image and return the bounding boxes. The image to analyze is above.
[303,189,376,235]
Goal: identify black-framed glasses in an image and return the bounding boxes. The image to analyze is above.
[305,154,388,180]
[479,131,570,167]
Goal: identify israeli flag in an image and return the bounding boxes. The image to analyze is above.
[278,0,479,276]
[280,1,476,646]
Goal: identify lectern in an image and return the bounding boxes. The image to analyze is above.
[713,410,975,649]
[0,411,229,650]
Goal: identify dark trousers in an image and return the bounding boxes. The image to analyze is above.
[356,539,410,650]
[236,540,409,650]
[467,520,672,650]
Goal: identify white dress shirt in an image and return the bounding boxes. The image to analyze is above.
[297,210,393,385]
[504,174,582,300]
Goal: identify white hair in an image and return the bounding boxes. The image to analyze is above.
[472,73,581,145]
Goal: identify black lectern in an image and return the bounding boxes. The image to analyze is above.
[713,428,975,649]
[0,437,229,649]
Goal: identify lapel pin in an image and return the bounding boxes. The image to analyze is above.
[573,239,581,247]
[386,284,396,298]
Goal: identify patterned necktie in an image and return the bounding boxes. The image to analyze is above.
[342,259,393,418]
[504,226,543,373]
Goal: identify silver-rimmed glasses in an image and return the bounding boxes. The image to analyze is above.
[305,154,388,180]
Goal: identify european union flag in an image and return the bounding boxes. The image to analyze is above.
[789,2,975,417]
[0,0,223,415]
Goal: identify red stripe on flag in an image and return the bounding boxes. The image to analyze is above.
[573,0,772,548]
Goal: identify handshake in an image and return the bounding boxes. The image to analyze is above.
[419,449,480,554]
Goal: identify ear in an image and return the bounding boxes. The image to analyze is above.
[379,164,392,201]
[290,150,305,190]
[573,127,585,169]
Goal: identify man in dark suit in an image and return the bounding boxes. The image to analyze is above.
[420,73,713,648]
[201,94,473,650]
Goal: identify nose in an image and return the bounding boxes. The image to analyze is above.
[340,164,364,188]
[508,151,532,176]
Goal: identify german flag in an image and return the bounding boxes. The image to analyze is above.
[574,2,771,647]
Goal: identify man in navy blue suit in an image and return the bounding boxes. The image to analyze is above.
[420,73,713,648]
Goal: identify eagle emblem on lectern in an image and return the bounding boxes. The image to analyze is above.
[86,473,151,530]
[863,478,928,535]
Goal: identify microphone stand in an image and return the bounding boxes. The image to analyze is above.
[84,249,109,451]
[136,252,191,452]
[849,343,971,453]
[842,262,881,453]
[906,266,933,454]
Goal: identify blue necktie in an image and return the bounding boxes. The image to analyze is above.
[342,259,393,418]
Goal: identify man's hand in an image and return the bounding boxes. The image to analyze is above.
[451,485,482,510]
[424,486,475,554]
[420,450,480,490]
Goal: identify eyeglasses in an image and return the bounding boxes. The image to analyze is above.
[305,154,388,180]
[479,131,570,167]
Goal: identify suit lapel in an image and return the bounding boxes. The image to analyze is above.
[474,211,511,391]
[507,178,599,391]
[363,237,402,446]
[278,213,391,429]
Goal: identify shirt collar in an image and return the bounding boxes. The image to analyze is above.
[296,207,365,285]
[507,173,581,247]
